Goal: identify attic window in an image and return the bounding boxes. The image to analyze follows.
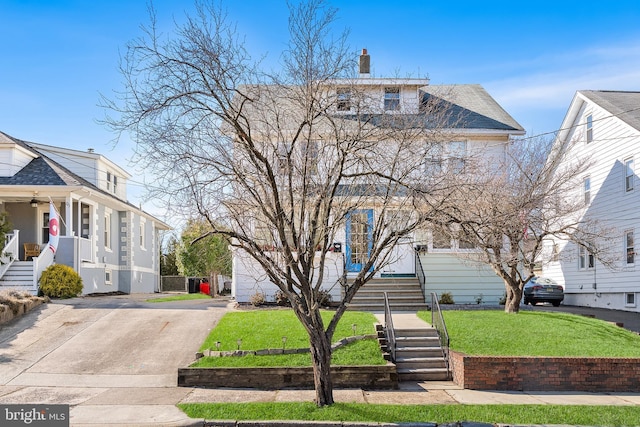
[586,114,593,143]
[384,87,400,111]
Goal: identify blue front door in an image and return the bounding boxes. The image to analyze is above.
[346,209,373,272]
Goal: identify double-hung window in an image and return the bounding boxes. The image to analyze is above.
[625,158,634,192]
[626,231,635,265]
[586,114,593,143]
[578,244,594,270]
[337,88,351,111]
[384,87,400,111]
[583,176,591,205]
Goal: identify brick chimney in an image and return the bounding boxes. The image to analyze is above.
[359,48,370,77]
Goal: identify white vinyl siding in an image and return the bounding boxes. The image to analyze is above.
[542,93,640,312]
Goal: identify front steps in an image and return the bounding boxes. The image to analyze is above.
[0,261,36,294]
[348,277,428,311]
[394,327,449,381]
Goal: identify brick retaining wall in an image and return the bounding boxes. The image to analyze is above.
[450,350,640,391]
[178,364,398,389]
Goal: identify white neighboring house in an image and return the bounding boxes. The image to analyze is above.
[232,51,525,305]
[0,131,170,295]
[542,90,640,312]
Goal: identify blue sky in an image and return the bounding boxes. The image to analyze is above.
[2,0,640,210]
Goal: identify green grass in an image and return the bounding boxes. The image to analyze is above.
[146,293,211,303]
[194,310,385,367]
[417,310,640,357]
[178,402,640,426]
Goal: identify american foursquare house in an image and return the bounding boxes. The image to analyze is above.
[0,131,170,295]
[231,51,525,306]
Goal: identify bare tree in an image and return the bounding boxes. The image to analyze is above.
[441,136,614,313]
[103,0,461,406]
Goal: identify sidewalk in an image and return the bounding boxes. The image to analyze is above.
[64,381,640,426]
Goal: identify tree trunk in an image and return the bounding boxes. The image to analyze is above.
[504,282,522,313]
[309,329,334,406]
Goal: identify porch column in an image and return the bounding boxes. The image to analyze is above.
[65,196,73,237]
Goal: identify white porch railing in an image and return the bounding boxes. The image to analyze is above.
[33,244,55,289]
[0,229,19,279]
[79,236,94,262]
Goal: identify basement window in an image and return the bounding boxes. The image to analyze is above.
[625,292,636,307]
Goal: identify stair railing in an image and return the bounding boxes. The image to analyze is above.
[0,230,19,279]
[430,292,450,378]
[383,291,396,363]
[414,248,427,301]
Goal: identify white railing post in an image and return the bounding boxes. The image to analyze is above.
[0,230,19,279]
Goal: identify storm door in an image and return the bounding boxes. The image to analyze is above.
[345,209,373,272]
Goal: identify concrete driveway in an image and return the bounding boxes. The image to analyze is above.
[0,293,230,426]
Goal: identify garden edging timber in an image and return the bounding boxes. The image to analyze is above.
[450,349,640,391]
[0,297,47,325]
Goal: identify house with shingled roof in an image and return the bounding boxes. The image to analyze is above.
[0,131,170,295]
[542,90,640,312]
[231,50,525,307]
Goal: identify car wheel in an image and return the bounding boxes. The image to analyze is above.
[552,301,561,307]
[523,298,529,305]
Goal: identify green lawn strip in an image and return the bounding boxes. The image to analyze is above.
[178,402,640,426]
[417,310,640,357]
[199,310,378,352]
[146,293,211,303]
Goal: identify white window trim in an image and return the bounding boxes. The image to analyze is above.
[578,244,594,270]
[105,269,112,285]
[625,292,636,307]
[586,114,593,143]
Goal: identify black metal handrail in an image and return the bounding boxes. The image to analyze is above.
[430,292,450,378]
[415,249,426,300]
[383,292,396,363]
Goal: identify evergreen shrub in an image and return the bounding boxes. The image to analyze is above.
[39,264,83,298]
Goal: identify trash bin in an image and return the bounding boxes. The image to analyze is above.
[188,278,199,293]
[200,279,210,296]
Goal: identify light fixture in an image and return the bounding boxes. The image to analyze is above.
[282,336,287,350]
[30,198,38,208]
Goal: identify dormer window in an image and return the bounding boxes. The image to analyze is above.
[337,88,351,111]
[384,87,400,111]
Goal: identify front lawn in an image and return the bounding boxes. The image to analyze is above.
[178,402,640,426]
[417,310,640,357]
[194,310,386,367]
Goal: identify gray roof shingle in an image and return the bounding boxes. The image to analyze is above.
[579,90,640,132]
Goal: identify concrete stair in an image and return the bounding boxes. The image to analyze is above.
[0,261,36,294]
[348,277,427,311]
[394,327,449,381]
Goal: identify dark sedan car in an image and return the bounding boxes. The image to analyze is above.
[523,277,564,306]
